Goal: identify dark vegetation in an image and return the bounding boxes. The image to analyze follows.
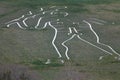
[21,59,64,70]
[0,64,42,80]
[0,70,29,80]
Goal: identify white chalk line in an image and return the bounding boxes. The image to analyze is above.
[50,6,67,9]
[62,34,76,60]
[7,21,26,29]
[23,15,36,27]
[45,59,51,64]
[83,20,120,57]
[49,22,62,58]
[6,22,15,27]
[50,11,68,17]
[6,11,45,29]
[23,18,28,27]
[58,20,120,60]
[5,6,120,61]
[5,15,25,24]
[5,12,35,29]
[68,27,72,35]
[21,11,46,28]
[35,17,43,29]
[16,22,26,30]
[6,6,68,29]
[89,18,107,23]
[40,8,43,11]
[77,35,113,55]
[73,27,78,33]
[89,20,104,25]
[27,11,32,15]
[6,22,26,29]
[5,6,70,62]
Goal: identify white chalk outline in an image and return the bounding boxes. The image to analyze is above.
[73,27,78,33]
[83,20,120,57]
[6,22,26,29]
[5,15,25,24]
[47,19,120,60]
[49,22,62,58]
[89,20,104,25]
[68,27,72,35]
[5,6,120,62]
[45,59,51,64]
[35,17,43,29]
[27,11,32,15]
[77,35,113,55]
[62,34,76,60]
[40,8,44,11]
[50,11,68,17]
[89,18,107,23]
[23,15,36,27]
[5,10,45,29]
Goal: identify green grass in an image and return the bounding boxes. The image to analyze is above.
[104,9,120,13]
[27,59,64,70]
[0,9,19,18]
[0,1,120,80]
[1,0,120,8]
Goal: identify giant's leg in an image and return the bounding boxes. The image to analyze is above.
[77,35,113,60]
[45,22,64,64]
[80,20,120,60]
[62,34,76,60]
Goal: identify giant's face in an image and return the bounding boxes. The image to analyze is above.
[36,6,68,19]
[50,10,68,17]
[49,6,68,18]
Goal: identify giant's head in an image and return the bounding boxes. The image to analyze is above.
[41,6,68,18]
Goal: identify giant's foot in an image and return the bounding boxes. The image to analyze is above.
[45,58,64,64]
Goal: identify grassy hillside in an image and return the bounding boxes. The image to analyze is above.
[0,0,120,80]
[0,0,120,8]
